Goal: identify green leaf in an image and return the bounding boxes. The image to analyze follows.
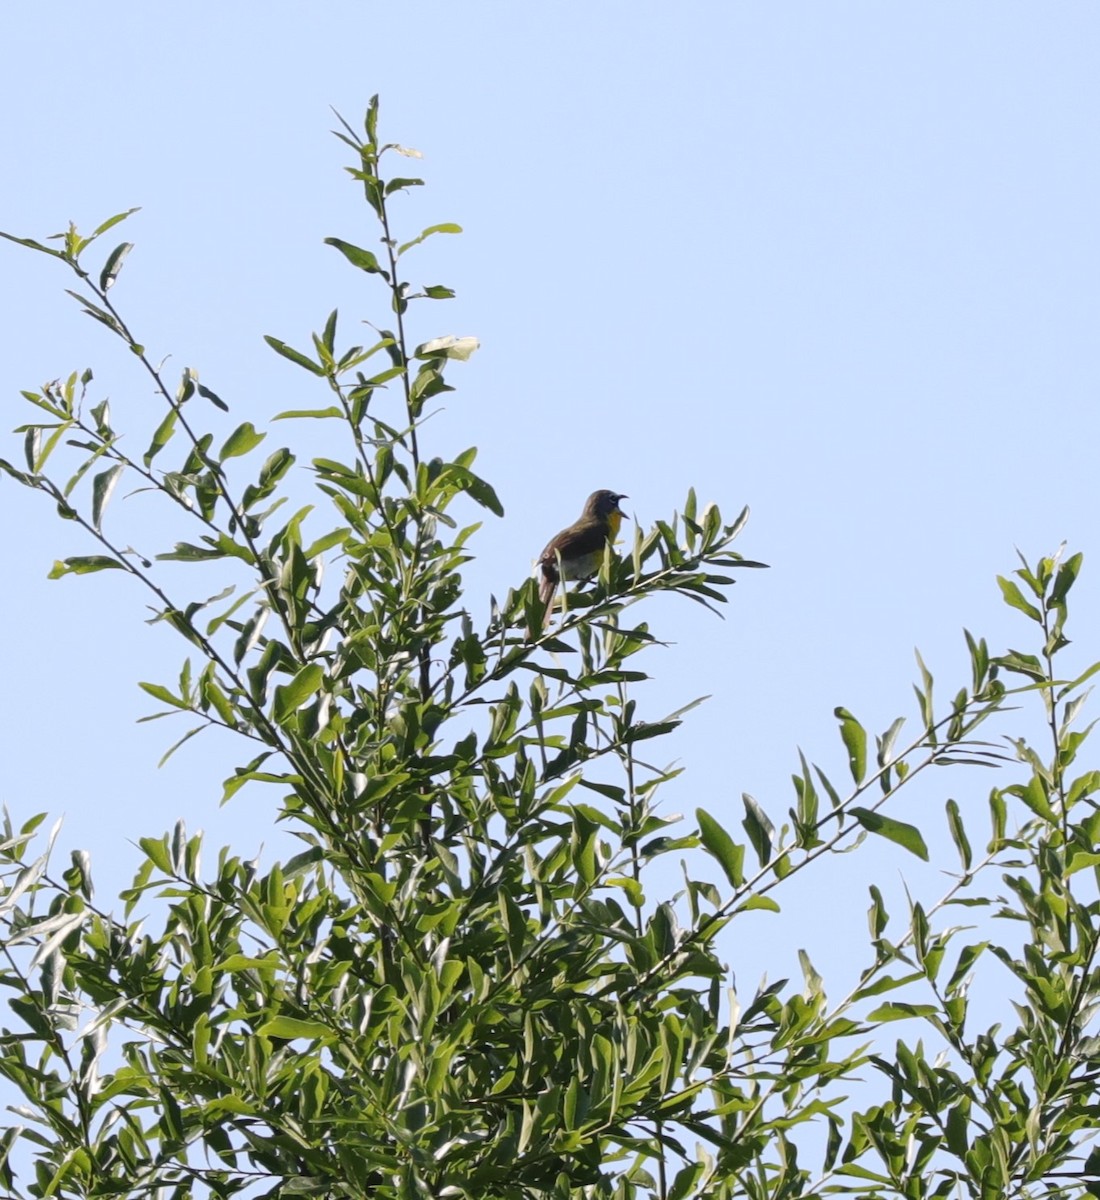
[256,1016,333,1041]
[221,752,277,802]
[852,971,925,1001]
[849,807,928,861]
[1050,551,1083,604]
[398,222,462,256]
[153,541,222,562]
[606,875,644,907]
[913,648,935,730]
[835,707,867,784]
[697,807,745,887]
[197,382,229,411]
[99,241,133,291]
[323,237,390,278]
[273,407,344,420]
[443,464,504,516]
[274,664,325,723]
[945,798,972,871]
[201,675,236,726]
[0,456,34,485]
[217,953,281,972]
[302,527,350,558]
[144,409,178,467]
[48,556,125,579]
[92,207,141,237]
[0,230,66,259]
[158,725,205,766]
[742,793,774,866]
[994,649,1046,683]
[240,447,295,508]
[866,1001,939,1022]
[385,176,424,195]
[1082,1144,1100,1179]
[91,464,124,531]
[666,1162,704,1200]
[321,308,338,353]
[220,422,266,460]
[89,396,111,434]
[264,335,325,376]
[65,289,123,334]
[997,575,1042,622]
[414,334,479,361]
[139,682,189,710]
[623,720,681,744]
[946,942,988,993]
[138,836,173,874]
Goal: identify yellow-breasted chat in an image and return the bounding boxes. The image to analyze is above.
[532,489,628,631]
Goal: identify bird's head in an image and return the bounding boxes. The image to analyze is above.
[584,489,627,520]
[583,489,628,537]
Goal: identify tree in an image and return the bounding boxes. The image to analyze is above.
[1,98,1099,1200]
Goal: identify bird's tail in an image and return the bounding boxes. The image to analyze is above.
[527,562,558,640]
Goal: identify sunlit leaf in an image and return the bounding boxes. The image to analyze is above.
[256,1016,334,1041]
[835,707,867,784]
[220,422,266,460]
[997,575,1042,622]
[398,222,462,256]
[323,237,390,279]
[414,334,479,361]
[48,556,125,578]
[274,664,325,723]
[697,807,744,887]
[264,335,326,376]
[849,807,928,860]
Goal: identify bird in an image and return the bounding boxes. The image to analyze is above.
[533,489,628,630]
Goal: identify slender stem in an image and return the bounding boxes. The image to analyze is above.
[1039,600,1067,839]
[376,172,418,470]
[68,261,306,659]
[370,145,436,849]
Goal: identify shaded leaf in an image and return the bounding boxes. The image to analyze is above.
[742,793,774,866]
[99,241,133,291]
[91,464,124,531]
[197,382,229,411]
[945,798,972,871]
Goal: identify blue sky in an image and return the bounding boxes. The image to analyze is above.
[3,3,1099,1014]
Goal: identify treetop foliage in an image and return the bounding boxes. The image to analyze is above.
[2,97,1100,1200]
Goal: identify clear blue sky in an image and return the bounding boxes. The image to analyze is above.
[3,4,1099,1008]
